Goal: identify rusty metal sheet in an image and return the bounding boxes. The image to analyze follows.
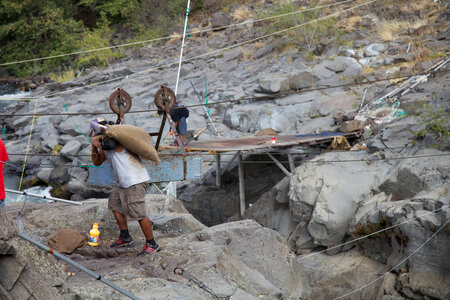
[88,155,202,187]
[160,132,361,153]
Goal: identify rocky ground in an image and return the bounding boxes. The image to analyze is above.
[1,0,449,299]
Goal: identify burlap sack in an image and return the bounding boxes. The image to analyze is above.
[48,229,84,254]
[105,125,160,164]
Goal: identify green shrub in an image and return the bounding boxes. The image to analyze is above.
[257,0,341,52]
[413,103,450,148]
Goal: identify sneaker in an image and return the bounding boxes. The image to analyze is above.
[110,236,134,248]
[138,242,160,256]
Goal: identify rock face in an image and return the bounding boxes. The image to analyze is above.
[0,209,60,299]
[7,199,312,299]
[289,151,389,247]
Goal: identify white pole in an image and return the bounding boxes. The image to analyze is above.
[169,0,191,198]
[174,0,191,96]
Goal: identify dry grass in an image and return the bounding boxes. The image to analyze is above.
[376,19,428,41]
[338,15,362,33]
[231,6,254,22]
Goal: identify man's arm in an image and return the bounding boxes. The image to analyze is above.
[91,137,106,166]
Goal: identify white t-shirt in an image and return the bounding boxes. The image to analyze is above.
[104,147,149,188]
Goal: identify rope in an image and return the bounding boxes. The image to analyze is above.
[16,99,38,205]
[333,218,450,299]
[3,0,378,101]
[298,205,449,261]
[0,0,354,67]
[63,104,92,144]
[3,68,447,115]
[3,153,450,168]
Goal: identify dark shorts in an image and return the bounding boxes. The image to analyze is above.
[177,116,187,135]
[108,182,148,220]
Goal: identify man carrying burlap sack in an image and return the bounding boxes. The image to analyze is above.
[89,118,160,255]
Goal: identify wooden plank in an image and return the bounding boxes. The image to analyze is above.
[238,152,245,217]
[159,132,360,153]
[216,153,221,188]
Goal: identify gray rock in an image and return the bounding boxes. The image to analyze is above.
[297,116,336,135]
[288,71,319,90]
[359,57,377,66]
[364,43,387,57]
[257,77,290,94]
[58,116,90,136]
[40,127,59,152]
[211,12,230,30]
[37,168,53,184]
[289,152,389,247]
[299,249,389,300]
[60,139,82,158]
[253,42,276,59]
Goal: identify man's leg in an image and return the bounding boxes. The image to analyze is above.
[138,216,154,240]
[177,117,187,143]
[109,187,133,247]
[113,210,128,230]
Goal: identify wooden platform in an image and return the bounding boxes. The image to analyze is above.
[160,132,361,153]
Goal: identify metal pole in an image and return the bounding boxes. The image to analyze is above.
[6,189,83,206]
[287,153,295,172]
[190,81,221,136]
[216,153,221,188]
[174,0,191,96]
[267,153,291,177]
[221,152,239,175]
[238,152,245,217]
[18,233,141,300]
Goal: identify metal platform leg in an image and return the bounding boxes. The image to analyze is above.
[288,153,295,172]
[268,153,291,177]
[238,152,245,217]
[216,153,221,188]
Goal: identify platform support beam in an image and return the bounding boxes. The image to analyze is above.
[238,152,245,217]
[268,153,291,177]
[221,152,239,175]
[216,154,221,188]
[288,153,295,172]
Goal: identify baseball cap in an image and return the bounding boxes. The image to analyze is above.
[88,118,107,137]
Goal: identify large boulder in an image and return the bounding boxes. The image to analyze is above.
[348,188,449,299]
[289,151,389,247]
[0,210,61,299]
[299,249,393,300]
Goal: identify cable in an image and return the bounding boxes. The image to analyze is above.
[298,205,449,262]
[333,218,449,299]
[4,0,377,101]
[16,99,38,204]
[0,0,354,67]
[4,145,416,157]
[3,153,449,169]
[2,68,448,116]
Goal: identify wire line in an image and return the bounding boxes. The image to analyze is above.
[299,205,449,262]
[0,0,354,67]
[5,0,377,100]
[333,218,450,299]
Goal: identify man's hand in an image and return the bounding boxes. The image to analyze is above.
[92,136,102,149]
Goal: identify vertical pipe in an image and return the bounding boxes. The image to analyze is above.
[238,152,245,217]
[216,153,221,188]
[174,0,191,96]
[288,154,295,172]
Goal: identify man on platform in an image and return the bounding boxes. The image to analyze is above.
[169,102,189,145]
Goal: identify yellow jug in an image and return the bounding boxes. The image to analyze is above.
[88,223,100,246]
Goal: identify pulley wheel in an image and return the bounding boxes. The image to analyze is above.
[154,86,175,110]
[109,88,132,114]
